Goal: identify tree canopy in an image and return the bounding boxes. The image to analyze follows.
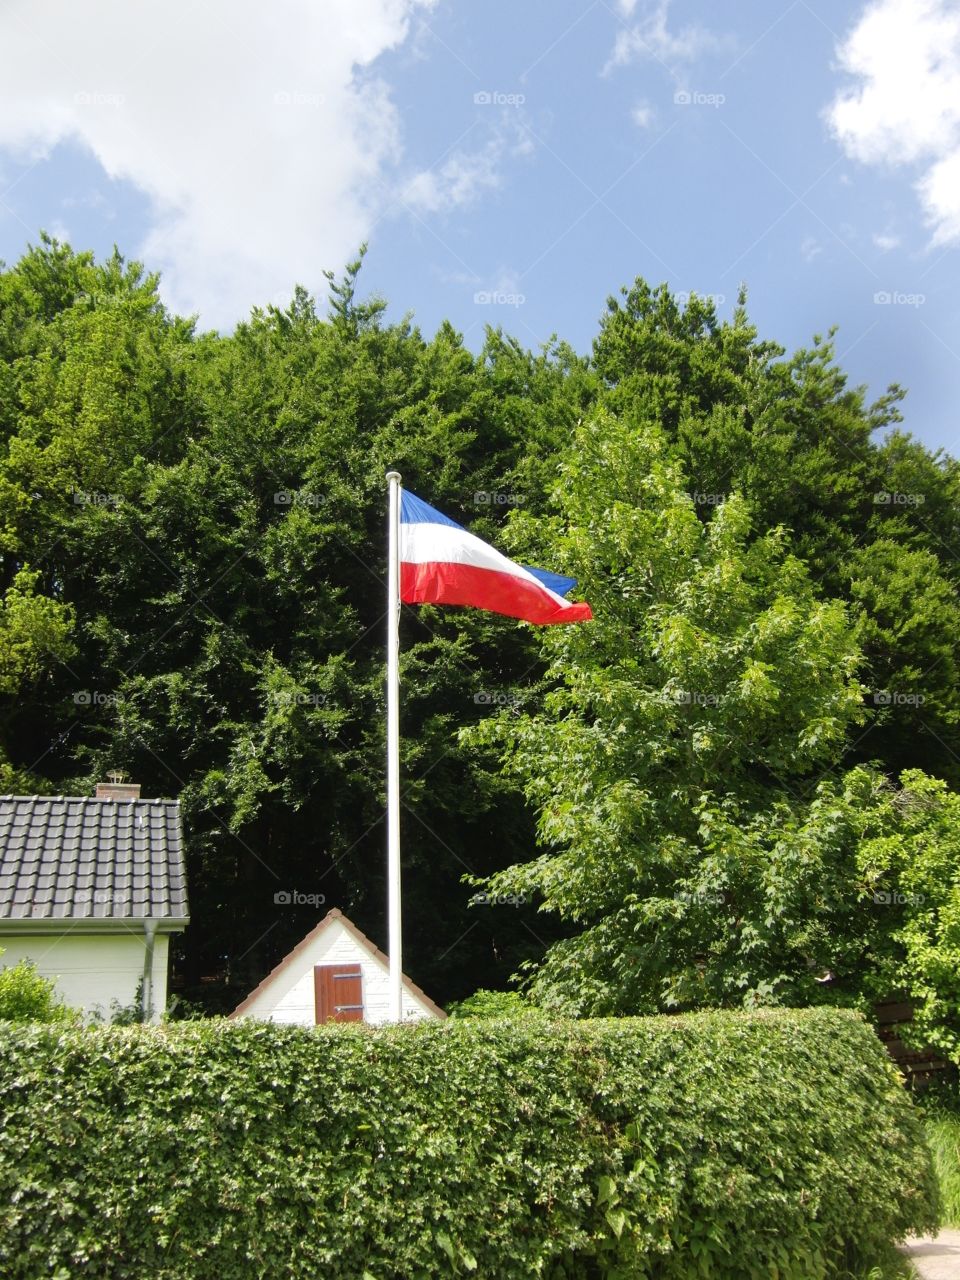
[1,239,958,1035]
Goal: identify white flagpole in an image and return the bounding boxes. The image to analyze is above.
[385,470,403,1022]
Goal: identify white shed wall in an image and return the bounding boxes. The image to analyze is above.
[239,919,437,1025]
[0,932,170,1023]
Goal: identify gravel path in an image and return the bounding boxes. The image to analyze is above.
[901,1230,960,1279]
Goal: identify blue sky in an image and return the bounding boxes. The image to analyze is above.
[1,0,958,455]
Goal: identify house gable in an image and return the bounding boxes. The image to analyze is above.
[230,909,445,1024]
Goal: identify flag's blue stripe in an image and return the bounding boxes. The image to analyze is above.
[523,567,577,597]
[400,490,464,530]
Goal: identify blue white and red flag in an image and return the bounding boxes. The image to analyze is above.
[399,490,592,625]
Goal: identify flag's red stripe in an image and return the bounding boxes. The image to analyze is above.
[401,561,592,625]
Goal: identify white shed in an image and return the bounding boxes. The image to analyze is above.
[0,780,189,1023]
[230,908,446,1025]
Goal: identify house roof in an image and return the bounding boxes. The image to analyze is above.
[230,908,447,1019]
[0,795,189,931]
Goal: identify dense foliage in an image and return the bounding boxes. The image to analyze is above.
[0,1009,939,1279]
[0,238,588,1005]
[467,409,960,1032]
[0,955,74,1023]
[1,238,958,1023]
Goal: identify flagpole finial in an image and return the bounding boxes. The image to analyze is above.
[386,470,402,482]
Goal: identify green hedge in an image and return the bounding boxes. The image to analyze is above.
[0,1008,938,1279]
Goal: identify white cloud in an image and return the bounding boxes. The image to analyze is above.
[872,230,901,250]
[0,0,436,326]
[800,235,823,262]
[920,145,960,243]
[631,101,656,128]
[605,0,730,76]
[399,116,530,215]
[400,145,501,213]
[827,0,960,246]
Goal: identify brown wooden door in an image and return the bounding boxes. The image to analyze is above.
[314,964,364,1023]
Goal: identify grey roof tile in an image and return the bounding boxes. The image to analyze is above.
[0,797,188,923]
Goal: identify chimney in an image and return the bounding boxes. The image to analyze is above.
[95,770,142,802]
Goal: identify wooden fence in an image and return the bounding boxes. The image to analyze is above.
[874,998,954,1088]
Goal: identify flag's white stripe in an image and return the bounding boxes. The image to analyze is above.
[400,521,570,610]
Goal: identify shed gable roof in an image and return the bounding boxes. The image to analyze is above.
[0,795,189,928]
[230,908,446,1019]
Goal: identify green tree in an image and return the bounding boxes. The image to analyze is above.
[0,567,74,790]
[593,282,960,785]
[0,240,575,1007]
[467,409,880,1014]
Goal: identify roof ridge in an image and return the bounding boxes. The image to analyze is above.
[0,795,180,803]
